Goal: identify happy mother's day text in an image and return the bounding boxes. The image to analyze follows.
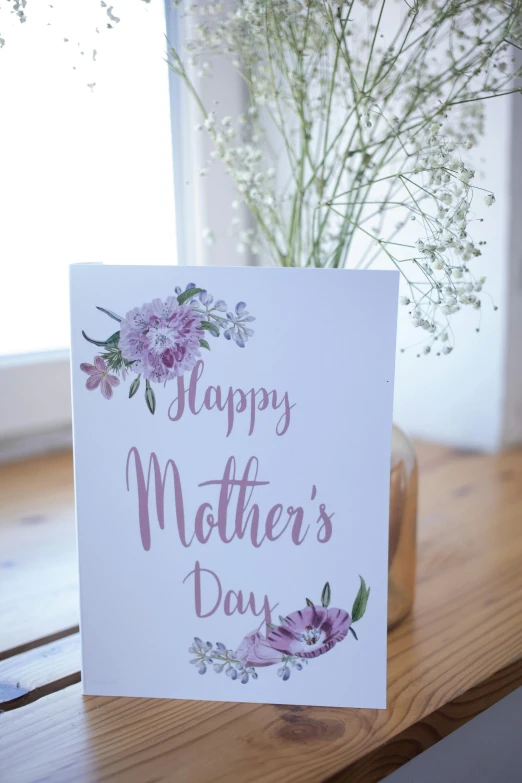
[125,361,336,625]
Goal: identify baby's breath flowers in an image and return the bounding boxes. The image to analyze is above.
[170,0,522,353]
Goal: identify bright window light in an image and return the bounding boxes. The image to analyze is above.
[0,1,177,357]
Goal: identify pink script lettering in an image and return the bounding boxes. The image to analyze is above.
[183,561,278,625]
[168,360,295,437]
[126,448,334,552]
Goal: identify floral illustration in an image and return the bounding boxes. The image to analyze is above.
[189,577,371,684]
[80,356,120,400]
[266,605,350,659]
[78,283,255,414]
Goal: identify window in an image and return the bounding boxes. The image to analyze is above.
[0,0,177,357]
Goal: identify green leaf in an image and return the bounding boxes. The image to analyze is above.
[177,287,205,306]
[200,320,220,337]
[82,330,111,348]
[278,615,287,625]
[351,576,371,623]
[145,380,156,415]
[321,582,331,608]
[306,598,314,607]
[199,338,211,351]
[106,331,120,346]
[101,346,133,374]
[349,626,358,641]
[266,622,275,631]
[129,375,141,399]
[96,306,123,323]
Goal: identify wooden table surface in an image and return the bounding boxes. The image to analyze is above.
[1,443,522,782]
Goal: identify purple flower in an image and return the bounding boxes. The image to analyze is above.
[224,301,255,348]
[212,643,240,678]
[236,663,258,684]
[199,291,213,306]
[119,297,203,384]
[188,637,214,675]
[175,283,197,295]
[278,665,292,681]
[235,630,284,668]
[267,605,351,659]
[191,292,229,336]
[80,356,120,400]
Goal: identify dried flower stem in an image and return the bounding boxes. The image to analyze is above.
[169,0,522,352]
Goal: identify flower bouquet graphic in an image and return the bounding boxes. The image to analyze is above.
[189,578,370,684]
[79,283,255,413]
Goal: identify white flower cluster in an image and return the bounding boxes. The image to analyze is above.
[169,0,522,352]
[386,121,494,350]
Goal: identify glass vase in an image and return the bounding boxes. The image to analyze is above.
[388,424,417,629]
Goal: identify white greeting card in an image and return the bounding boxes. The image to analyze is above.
[70,264,398,708]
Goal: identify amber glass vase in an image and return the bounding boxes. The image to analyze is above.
[388,425,418,629]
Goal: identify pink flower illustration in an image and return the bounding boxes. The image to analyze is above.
[119,296,204,384]
[188,580,368,684]
[80,356,120,400]
[235,630,284,668]
[80,284,256,414]
[266,605,351,659]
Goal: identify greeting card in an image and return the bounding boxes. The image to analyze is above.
[70,264,398,708]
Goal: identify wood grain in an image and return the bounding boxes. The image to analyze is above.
[0,451,78,658]
[327,656,522,782]
[1,444,522,782]
[0,633,81,710]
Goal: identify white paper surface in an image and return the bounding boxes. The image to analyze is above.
[70,264,398,708]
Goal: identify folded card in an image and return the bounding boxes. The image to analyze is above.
[70,264,399,708]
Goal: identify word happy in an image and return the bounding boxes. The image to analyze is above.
[168,360,295,437]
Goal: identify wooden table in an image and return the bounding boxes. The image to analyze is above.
[1,444,522,782]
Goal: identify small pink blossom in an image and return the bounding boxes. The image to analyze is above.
[235,630,284,668]
[267,605,351,659]
[80,356,120,400]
